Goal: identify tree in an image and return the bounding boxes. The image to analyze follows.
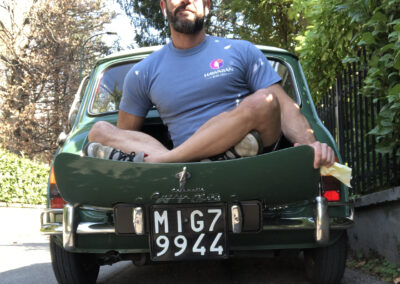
[296,0,400,156]
[117,1,167,46]
[116,0,307,51]
[222,0,307,52]
[0,0,114,162]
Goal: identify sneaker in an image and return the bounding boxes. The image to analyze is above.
[84,142,145,162]
[202,131,263,161]
[230,130,264,157]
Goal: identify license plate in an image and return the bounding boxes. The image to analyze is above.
[150,204,227,261]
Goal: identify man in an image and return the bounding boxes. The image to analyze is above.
[87,0,335,169]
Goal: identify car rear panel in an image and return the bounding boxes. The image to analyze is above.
[54,145,319,207]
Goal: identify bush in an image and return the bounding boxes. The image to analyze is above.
[0,148,49,205]
[297,0,400,157]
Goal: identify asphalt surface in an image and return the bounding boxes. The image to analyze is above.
[0,207,389,284]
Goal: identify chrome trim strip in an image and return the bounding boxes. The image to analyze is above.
[40,209,63,227]
[231,205,242,234]
[40,209,63,234]
[41,208,64,213]
[41,215,354,235]
[315,196,329,245]
[41,223,63,234]
[80,205,113,212]
[133,207,144,235]
[41,222,115,234]
[41,203,354,236]
[77,222,115,234]
[328,200,355,222]
[63,204,76,249]
[262,217,353,231]
[349,204,355,221]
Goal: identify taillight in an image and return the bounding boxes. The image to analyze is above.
[321,175,341,202]
[323,190,340,201]
[49,166,66,208]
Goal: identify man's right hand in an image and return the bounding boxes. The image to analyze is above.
[294,141,335,169]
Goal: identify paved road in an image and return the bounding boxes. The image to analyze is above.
[0,207,388,284]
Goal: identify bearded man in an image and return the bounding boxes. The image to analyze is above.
[86,0,335,169]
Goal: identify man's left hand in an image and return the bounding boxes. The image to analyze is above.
[294,141,335,169]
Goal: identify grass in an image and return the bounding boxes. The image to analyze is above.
[347,251,400,283]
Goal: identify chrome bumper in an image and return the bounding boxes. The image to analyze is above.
[41,206,114,234]
[41,198,354,249]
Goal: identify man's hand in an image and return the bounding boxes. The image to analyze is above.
[294,141,335,169]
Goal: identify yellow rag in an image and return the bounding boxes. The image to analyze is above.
[320,162,352,187]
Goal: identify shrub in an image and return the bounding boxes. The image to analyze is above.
[0,148,49,205]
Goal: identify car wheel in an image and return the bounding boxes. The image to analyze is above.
[304,233,347,284]
[50,236,100,284]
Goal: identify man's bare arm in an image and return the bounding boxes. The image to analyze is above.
[263,84,335,168]
[264,84,315,144]
[117,109,145,130]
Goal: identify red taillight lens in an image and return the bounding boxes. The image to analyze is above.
[323,190,340,201]
[321,175,341,202]
[49,166,66,208]
[51,197,67,208]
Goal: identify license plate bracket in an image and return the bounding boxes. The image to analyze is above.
[149,204,227,261]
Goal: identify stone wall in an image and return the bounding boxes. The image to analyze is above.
[347,187,400,264]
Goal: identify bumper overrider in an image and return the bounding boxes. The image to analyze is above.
[41,197,354,250]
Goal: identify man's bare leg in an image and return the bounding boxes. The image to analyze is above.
[88,121,169,157]
[146,89,281,163]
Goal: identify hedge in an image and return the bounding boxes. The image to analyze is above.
[0,148,49,205]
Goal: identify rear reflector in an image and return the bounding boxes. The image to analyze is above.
[51,197,66,209]
[50,167,56,184]
[49,166,66,208]
[323,190,340,202]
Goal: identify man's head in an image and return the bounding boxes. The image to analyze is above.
[160,0,210,35]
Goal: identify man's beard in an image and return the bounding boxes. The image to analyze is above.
[166,5,205,35]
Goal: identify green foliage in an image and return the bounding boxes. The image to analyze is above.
[117,0,167,46]
[228,0,307,52]
[0,148,49,205]
[297,0,400,156]
[347,252,400,282]
[295,0,357,100]
[116,0,307,50]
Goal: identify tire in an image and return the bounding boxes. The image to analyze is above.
[304,233,347,284]
[50,236,100,284]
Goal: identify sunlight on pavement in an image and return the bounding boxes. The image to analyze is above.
[0,207,51,273]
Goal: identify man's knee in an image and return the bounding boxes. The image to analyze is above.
[239,91,280,124]
[88,121,114,143]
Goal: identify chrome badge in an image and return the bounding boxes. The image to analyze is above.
[175,167,191,191]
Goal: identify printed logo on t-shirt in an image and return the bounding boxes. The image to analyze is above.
[210,59,224,70]
[204,58,234,79]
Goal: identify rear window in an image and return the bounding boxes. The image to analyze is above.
[270,59,297,101]
[89,58,298,115]
[90,63,135,114]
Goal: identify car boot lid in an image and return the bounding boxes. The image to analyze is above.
[54,145,320,207]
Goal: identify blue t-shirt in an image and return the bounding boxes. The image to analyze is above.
[120,36,281,147]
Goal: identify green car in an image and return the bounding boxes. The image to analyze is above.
[41,45,353,284]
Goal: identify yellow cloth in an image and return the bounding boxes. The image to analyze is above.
[320,162,352,187]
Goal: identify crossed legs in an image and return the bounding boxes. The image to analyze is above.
[88,88,281,163]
